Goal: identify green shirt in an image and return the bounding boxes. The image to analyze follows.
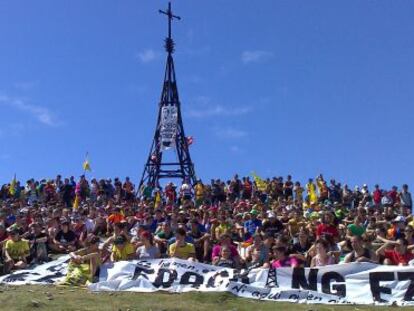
[157,231,174,240]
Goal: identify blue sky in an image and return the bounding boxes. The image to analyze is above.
[0,0,413,189]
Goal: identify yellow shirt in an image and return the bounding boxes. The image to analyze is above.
[306,183,318,203]
[5,239,30,261]
[195,184,204,199]
[215,224,231,239]
[111,242,135,261]
[168,242,195,259]
[295,187,304,198]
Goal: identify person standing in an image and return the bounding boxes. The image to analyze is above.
[399,184,412,214]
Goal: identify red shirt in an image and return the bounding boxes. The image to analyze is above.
[388,190,398,204]
[244,181,252,194]
[373,190,382,204]
[165,188,176,201]
[384,249,414,265]
[316,223,338,238]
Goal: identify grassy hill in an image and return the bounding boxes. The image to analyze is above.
[0,284,387,311]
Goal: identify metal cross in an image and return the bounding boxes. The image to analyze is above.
[159,2,181,40]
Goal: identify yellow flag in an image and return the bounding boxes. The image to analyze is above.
[83,154,91,172]
[251,172,267,192]
[9,174,16,196]
[73,194,79,209]
[307,182,318,204]
[154,191,161,208]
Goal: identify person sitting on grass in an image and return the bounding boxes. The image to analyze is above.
[26,222,49,264]
[168,227,196,260]
[100,221,130,262]
[136,231,160,260]
[211,233,242,268]
[106,207,125,234]
[63,235,101,286]
[50,218,77,253]
[244,234,270,268]
[212,245,236,268]
[154,222,174,256]
[375,237,414,266]
[110,234,135,262]
[343,235,377,263]
[310,238,338,267]
[4,226,30,273]
[271,246,299,268]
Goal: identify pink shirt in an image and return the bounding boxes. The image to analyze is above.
[212,244,239,260]
[271,257,299,268]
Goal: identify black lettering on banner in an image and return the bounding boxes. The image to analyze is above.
[231,284,247,293]
[230,270,250,284]
[206,271,229,288]
[397,272,414,301]
[160,262,171,269]
[131,264,155,281]
[321,272,346,297]
[153,268,177,288]
[3,272,38,283]
[268,292,281,300]
[306,293,322,301]
[291,268,318,291]
[369,272,394,302]
[137,260,152,268]
[289,294,299,300]
[251,291,269,299]
[35,272,64,283]
[179,271,204,288]
[46,261,68,273]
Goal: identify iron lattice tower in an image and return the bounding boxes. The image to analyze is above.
[139,2,196,188]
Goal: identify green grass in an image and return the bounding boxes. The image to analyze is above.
[0,285,391,311]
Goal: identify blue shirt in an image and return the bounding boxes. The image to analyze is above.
[244,219,262,236]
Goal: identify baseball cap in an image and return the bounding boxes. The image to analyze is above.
[267,212,276,218]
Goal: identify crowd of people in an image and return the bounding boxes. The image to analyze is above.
[0,174,413,285]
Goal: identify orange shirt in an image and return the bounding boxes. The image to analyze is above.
[107,213,125,224]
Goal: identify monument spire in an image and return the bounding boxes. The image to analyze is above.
[139,2,196,189]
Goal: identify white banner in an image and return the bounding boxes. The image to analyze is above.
[159,106,178,151]
[0,255,68,285]
[1,257,414,306]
